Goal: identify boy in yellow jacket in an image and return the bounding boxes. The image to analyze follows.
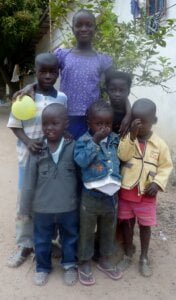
[117,98,173,277]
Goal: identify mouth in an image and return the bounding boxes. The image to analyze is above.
[79,34,90,38]
[46,132,56,138]
[43,82,53,86]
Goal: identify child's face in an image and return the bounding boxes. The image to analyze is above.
[132,112,156,138]
[36,63,59,91]
[88,111,113,135]
[42,110,67,143]
[107,79,129,109]
[72,13,96,44]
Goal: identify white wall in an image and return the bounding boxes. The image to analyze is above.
[114,0,176,154]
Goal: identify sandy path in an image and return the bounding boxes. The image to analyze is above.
[0,107,176,300]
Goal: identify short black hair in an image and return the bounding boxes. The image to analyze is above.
[132,98,156,118]
[42,103,67,119]
[105,70,132,90]
[35,53,59,69]
[86,100,113,119]
[72,9,96,26]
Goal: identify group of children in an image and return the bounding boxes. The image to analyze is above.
[7,9,173,287]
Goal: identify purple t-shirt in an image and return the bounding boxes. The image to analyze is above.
[54,48,112,116]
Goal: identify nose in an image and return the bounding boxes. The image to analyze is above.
[46,123,53,130]
[100,124,106,130]
[114,90,121,97]
[80,25,88,31]
[44,72,52,79]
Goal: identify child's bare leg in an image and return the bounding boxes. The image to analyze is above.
[117,218,135,271]
[139,225,151,260]
[122,218,135,257]
[139,225,152,277]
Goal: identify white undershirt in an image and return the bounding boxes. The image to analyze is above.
[50,137,64,164]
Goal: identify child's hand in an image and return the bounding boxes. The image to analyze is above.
[93,127,110,144]
[63,131,73,141]
[130,119,142,141]
[145,182,160,197]
[27,138,43,153]
[119,115,131,137]
[12,84,35,102]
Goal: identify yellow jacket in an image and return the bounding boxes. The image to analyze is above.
[118,133,173,194]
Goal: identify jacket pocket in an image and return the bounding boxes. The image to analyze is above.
[38,164,49,178]
[62,162,76,176]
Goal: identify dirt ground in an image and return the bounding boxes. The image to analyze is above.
[0,106,176,300]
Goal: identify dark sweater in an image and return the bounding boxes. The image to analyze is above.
[19,139,78,215]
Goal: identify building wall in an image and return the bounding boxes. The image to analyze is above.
[114,0,176,153]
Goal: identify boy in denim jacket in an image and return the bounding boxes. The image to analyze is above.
[74,101,122,286]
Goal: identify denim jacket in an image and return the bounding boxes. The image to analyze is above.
[74,131,121,183]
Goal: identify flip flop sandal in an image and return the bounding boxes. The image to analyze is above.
[97,264,123,280]
[64,268,78,286]
[78,268,95,286]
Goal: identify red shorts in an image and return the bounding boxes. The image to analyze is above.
[118,198,157,226]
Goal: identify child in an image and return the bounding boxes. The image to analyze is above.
[15,9,130,139]
[7,53,67,268]
[104,70,132,259]
[19,103,79,286]
[93,71,132,262]
[117,98,173,277]
[106,70,132,135]
[74,101,123,286]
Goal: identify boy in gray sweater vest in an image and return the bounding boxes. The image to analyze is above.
[19,103,79,286]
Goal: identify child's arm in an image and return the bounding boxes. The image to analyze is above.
[145,142,173,196]
[12,83,36,101]
[74,139,101,168]
[11,128,43,153]
[19,154,37,216]
[74,129,110,168]
[119,98,131,137]
[118,136,135,161]
[118,119,141,161]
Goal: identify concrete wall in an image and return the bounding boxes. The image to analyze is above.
[114,0,176,152]
[114,0,176,182]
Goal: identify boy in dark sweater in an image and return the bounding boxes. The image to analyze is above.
[19,103,79,286]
